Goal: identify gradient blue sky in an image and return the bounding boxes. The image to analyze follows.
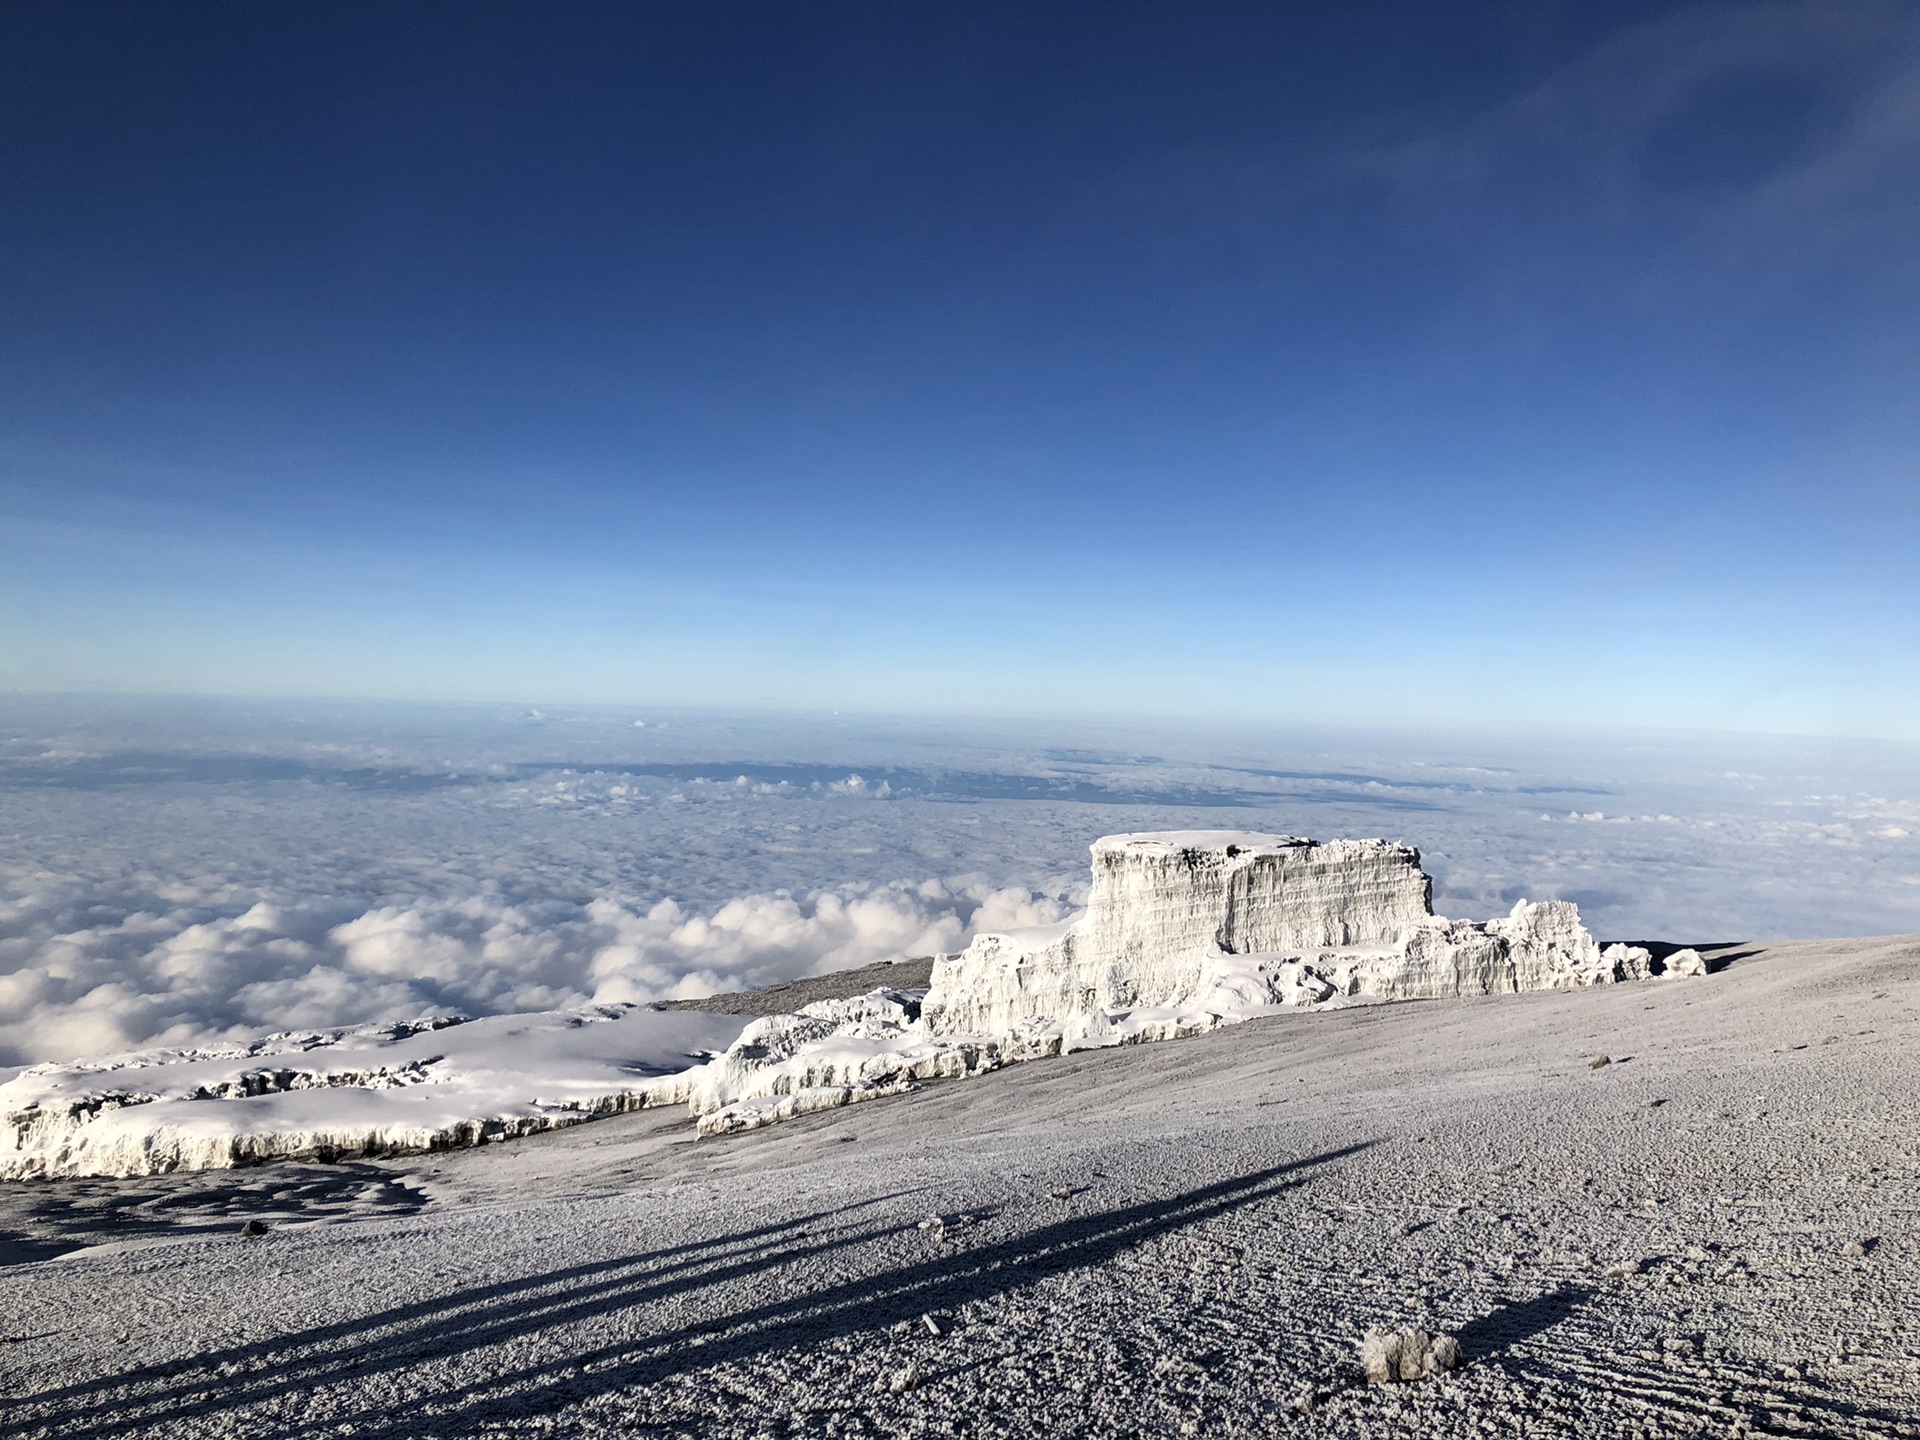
[3,2,1917,737]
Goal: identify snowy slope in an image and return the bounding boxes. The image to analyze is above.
[0,1007,747,1179]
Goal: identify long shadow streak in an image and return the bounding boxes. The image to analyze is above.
[10,1197,902,1428]
[30,1147,1365,1440]
[324,1144,1370,1439]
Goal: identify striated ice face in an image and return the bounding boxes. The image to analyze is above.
[1085,831,1433,960]
[925,830,1657,1039]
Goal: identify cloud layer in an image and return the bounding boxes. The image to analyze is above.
[0,876,1069,1068]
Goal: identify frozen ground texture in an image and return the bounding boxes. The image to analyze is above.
[3,696,1918,1067]
[0,932,1914,1439]
[3,832,1656,1177]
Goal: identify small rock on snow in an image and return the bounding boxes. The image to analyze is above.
[1360,1327,1462,1384]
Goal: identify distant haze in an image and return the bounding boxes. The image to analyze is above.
[2,3,1918,737]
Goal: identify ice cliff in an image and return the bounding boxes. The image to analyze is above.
[697,831,1700,1132]
[920,831,1657,1046]
[1,831,1701,1178]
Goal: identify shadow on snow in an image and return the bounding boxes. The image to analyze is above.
[18,1147,1369,1438]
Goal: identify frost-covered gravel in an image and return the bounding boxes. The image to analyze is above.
[1,934,1916,1439]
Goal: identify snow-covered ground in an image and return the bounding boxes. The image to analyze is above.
[0,1006,749,1179]
[0,932,1914,1439]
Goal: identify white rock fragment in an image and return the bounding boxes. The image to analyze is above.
[1360,1327,1462,1384]
[1606,943,1707,979]
[1665,948,1708,977]
[1603,943,1655,980]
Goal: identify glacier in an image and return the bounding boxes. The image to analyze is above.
[920,831,1684,1044]
[0,831,1703,1179]
[0,1008,749,1180]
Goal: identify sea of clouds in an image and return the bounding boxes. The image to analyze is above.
[2,696,1916,1069]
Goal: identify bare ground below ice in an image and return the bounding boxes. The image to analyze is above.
[1,933,1917,1439]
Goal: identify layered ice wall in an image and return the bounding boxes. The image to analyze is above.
[1084,832,1431,977]
[922,832,1429,1036]
[924,830,1652,1042]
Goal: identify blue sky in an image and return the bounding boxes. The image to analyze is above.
[3,1,1917,737]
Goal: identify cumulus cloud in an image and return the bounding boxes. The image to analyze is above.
[0,875,1069,1067]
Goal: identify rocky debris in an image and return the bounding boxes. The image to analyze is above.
[239,1219,268,1237]
[1604,943,1715,980]
[885,1364,921,1394]
[1359,1326,1462,1384]
[916,1214,978,1243]
[1603,943,1655,979]
[1843,1237,1877,1258]
[1589,1056,1612,1069]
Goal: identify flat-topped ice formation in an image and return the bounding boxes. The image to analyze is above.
[2,831,1704,1177]
[924,832,1429,1038]
[921,831,1700,1046]
[560,832,1700,1138]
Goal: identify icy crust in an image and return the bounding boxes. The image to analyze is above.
[689,991,998,1138]
[0,1007,749,1180]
